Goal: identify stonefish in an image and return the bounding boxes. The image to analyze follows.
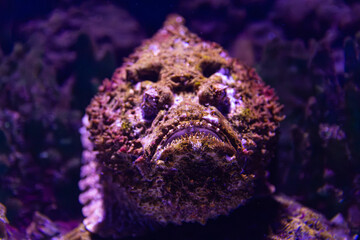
[79,15,283,238]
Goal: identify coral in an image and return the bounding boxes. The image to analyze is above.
[20,1,145,110]
[269,195,351,240]
[59,224,91,240]
[256,24,360,238]
[0,42,83,227]
[80,14,283,238]
[0,203,25,239]
[0,2,146,236]
[0,203,10,239]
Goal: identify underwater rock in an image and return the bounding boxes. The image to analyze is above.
[26,212,60,239]
[80,14,283,238]
[0,203,25,239]
[0,203,9,239]
[269,195,351,240]
[58,224,91,240]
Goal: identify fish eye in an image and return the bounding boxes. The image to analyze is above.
[141,86,174,120]
[198,83,230,114]
[141,89,160,120]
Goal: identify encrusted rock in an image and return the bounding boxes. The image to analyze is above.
[269,195,351,240]
[0,203,25,240]
[26,212,60,239]
[59,224,91,240]
[0,203,9,240]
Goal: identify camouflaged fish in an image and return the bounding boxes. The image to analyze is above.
[79,14,283,238]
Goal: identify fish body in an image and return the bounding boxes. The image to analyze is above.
[79,15,283,238]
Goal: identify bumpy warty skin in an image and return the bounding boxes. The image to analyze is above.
[79,15,283,238]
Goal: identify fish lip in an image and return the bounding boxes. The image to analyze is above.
[147,118,236,162]
[162,126,225,147]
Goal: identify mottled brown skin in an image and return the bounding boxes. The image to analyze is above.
[80,15,283,238]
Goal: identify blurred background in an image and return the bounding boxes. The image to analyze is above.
[0,0,359,239]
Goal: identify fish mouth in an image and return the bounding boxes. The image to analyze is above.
[163,127,224,146]
[150,119,237,163]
